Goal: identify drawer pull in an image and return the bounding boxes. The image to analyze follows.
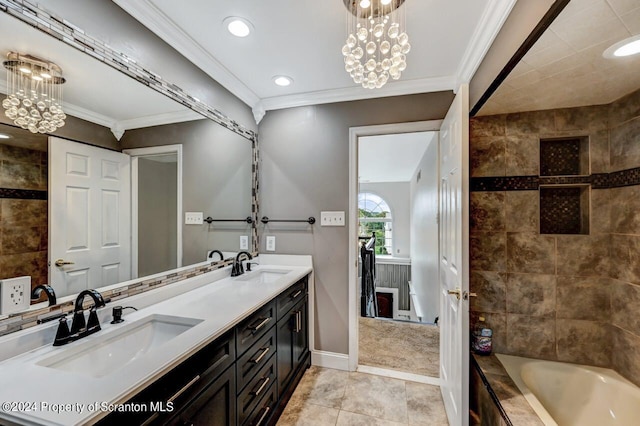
[294,310,301,333]
[251,376,271,397]
[256,406,270,425]
[251,347,270,364]
[168,375,201,404]
[291,290,302,299]
[249,317,270,332]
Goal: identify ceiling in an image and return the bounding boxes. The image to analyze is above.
[0,12,202,139]
[113,0,517,122]
[479,0,640,115]
[359,132,436,183]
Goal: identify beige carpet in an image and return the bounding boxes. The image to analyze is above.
[358,317,440,377]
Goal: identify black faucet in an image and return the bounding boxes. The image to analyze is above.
[53,289,106,346]
[31,284,57,306]
[231,251,253,277]
[208,250,224,261]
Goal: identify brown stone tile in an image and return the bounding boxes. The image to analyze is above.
[470,115,506,138]
[609,88,640,128]
[1,199,47,226]
[470,271,506,313]
[610,117,640,172]
[471,312,506,354]
[470,232,506,272]
[0,251,47,281]
[556,319,611,366]
[1,225,42,254]
[556,235,609,277]
[482,372,544,426]
[406,382,449,425]
[611,280,640,336]
[473,354,509,377]
[470,192,505,231]
[589,129,610,174]
[610,234,640,285]
[590,189,610,234]
[506,314,556,359]
[556,276,611,321]
[506,273,556,317]
[0,144,42,163]
[554,105,608,132]
[505,191,538,233]
[612,326,640,387]
[341,373,408,423]
[505,135,539,176]
[470,136,506,177]
[0,161,43,190]
[506,233,556,274]
[610,186,640,235]
[505,110,555,136]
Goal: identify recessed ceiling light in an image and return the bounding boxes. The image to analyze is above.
[273,76,293,87]
[603,35,640,58]
[360,0,371,7]
[0,133,10,139]
[223,17,253,38]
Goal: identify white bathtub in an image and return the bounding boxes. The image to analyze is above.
[496,354,640,426]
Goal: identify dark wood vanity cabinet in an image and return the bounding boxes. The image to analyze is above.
[96,274,309,426]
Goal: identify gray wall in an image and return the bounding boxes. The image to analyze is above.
[138,158,178,277]
[410,137,440,324]
[258,92,455,354]
[121,119,253,266]
[359,182,410,258]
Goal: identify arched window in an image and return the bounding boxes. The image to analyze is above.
[358,192,392,255]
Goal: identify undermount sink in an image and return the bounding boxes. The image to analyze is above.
[234,269,290,284]
[38,314,202,378]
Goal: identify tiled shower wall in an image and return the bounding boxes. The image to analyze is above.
[0,143,48,288]
[469,88,640,386]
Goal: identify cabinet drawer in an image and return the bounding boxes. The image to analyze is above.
[276,276,308,320]
[237,326,277,392]
[237,352,277,425]
[236,300,276,356]
[243,380,277,426]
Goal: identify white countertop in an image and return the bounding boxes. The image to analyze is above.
[0,257,312,426]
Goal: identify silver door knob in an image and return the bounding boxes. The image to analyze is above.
[54,259,75,267]
[448,288,462,300]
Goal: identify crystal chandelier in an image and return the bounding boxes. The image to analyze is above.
[2,52,66,134]
[342,0,411,89]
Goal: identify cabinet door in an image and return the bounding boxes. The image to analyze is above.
[170,366,236,426]
[293,296,309,371]
[276,297,308,393]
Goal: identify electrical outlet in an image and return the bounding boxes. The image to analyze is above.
[185,212,203,225]
[240,235,249,250]
[321,211,345,226]
[0,276,31,315]
[266,236,276,252]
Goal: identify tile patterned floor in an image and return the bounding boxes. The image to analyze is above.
[277,366,449,425]
[359,317,440,377]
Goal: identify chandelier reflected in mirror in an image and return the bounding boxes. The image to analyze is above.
[2,52,66,134]
[342,0,410,89]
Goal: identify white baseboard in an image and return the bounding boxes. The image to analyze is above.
[311,350,350,371]
[356,365,441,386]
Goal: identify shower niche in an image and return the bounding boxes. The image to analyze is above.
[539,136,590,235]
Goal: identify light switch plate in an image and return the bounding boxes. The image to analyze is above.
[266,236,276,252]
[240,235,249,250]
[0,276,31,315]
[185,212,203,225]
[321,211,345,226]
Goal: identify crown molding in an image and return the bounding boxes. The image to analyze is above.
[113,0,260,108]
[455,0,518,86]
[260,75,457,111]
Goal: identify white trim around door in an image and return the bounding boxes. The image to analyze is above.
[124,145,183,278]
[348,120,443,372]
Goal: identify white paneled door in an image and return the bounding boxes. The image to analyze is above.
[439,85,470,426]
[49,137,131,296]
